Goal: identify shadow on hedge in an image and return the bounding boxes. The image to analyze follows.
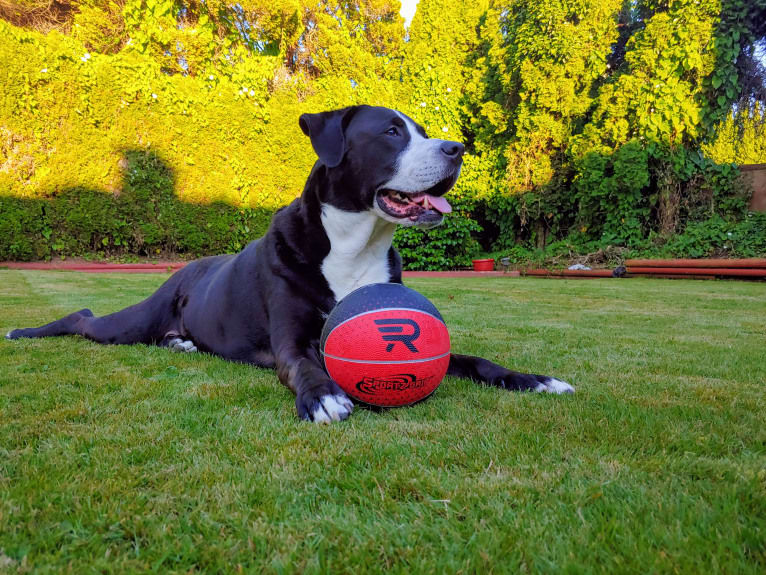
[0,149,276,261]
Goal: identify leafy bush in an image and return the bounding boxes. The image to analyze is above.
[0,148,275,260]
[663,213,766,258]
[394,209,481,270]
[0,197,49,260]
[394,156,484,269]
[0,19,390,261]
[487,212,766,266]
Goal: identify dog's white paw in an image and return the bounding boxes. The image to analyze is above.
[5,330,12,340]
[534,377,575,394]
[311,394,354,424]
[168,338,197,353]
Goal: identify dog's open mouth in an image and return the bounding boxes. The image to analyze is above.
[376,177,455,222]
[377,190,453,219]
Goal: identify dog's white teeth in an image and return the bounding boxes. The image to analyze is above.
[423,196,430,210]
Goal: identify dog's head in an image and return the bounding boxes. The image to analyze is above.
[299,105,464,228]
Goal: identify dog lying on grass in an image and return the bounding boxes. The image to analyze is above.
[7,105,574,422]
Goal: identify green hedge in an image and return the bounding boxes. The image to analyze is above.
[0,167,275,261]
[0,20,396,261]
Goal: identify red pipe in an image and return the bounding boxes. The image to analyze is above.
[80,268,182,273]
[626,258,766,268]
[75,265,185,271]
[1,262,186,271]
[403,271,520,278]
[78,263,185,270]
[627,266,766,277]
[523,269,614,277]
[628,273,714,280]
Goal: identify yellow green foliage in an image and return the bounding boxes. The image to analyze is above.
[1,20,311,207]
[704,105,766,165]
[0,16,403,259]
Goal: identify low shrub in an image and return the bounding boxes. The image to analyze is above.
[0,148,275,261]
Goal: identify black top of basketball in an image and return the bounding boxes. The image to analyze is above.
[320,283,444,350]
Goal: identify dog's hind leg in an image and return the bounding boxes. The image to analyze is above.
[6,309,94,340]
[6,296,173,346]
[6,267,196,346]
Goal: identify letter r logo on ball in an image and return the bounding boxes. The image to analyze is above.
[374,318,421,352]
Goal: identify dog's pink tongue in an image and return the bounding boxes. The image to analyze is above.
[426,194,452,214]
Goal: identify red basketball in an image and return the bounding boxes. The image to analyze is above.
[320,283,450,407]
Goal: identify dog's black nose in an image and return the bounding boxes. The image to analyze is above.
[441,141,465,161]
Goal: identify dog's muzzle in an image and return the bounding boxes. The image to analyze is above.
[375,172,458,226]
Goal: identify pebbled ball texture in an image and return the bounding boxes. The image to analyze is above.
[321,283,450,407]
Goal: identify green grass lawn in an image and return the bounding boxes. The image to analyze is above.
[1,270,765,573]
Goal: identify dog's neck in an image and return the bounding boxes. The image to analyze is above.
[319,204,396,301]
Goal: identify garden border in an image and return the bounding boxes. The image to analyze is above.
[2,260,765,280]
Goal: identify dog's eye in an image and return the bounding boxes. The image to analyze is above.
[386,127,399,136]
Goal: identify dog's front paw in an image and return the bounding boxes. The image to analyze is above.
[297,389,354,424]
[534,377,575,394]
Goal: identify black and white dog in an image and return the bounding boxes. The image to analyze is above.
[6,105,573,423]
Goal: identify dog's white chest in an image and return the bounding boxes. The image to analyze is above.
[320,205,396,301]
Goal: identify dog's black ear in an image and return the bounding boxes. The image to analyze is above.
[299,107,357,168]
